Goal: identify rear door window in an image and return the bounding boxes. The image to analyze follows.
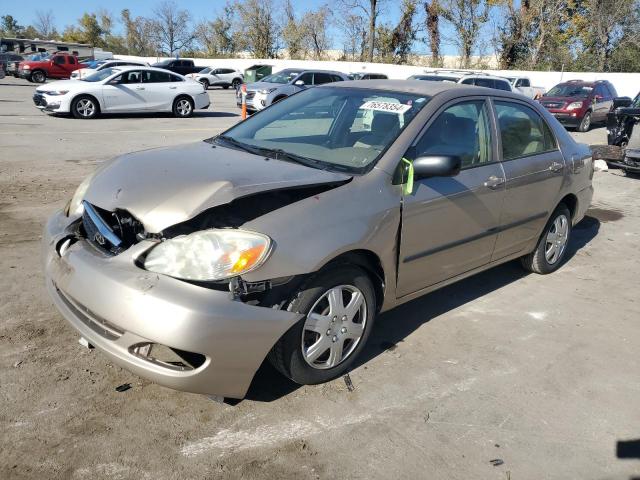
[314,73,334,85]
[474,78,495,89]
[494,80,511,91]
[142,70,172,83]
[494,101,557,160]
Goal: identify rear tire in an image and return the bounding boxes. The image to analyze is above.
[71,95,99,119]
[222,85,230,90]
[173,96,194,118]
[520,203,571,274]
[269,264,376,385]
[31,70,46,83]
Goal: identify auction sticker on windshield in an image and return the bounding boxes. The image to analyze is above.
[360,101,412,114]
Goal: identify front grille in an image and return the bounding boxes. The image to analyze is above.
[81,202,143,255]
[33,93,46,107]
[542,102,564,109]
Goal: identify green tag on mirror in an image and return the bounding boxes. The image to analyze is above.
[401,157,414,195]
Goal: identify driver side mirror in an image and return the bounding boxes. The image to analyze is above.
[413,155,462,180]
[401,155,462,195]
[294,80,305,86]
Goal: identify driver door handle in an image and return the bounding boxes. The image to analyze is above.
[135,87,145,91]
[169,86,177,89]
[549,161,564,172]
[484,176,505,189]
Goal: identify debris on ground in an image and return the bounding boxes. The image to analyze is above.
[343,374,355,392]
[115,383,131,393]
[490,459,504,466]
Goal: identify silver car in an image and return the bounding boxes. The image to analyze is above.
[43,81,593,399]
[237,68,350,112]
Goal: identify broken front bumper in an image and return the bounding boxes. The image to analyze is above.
[42,210,301,399]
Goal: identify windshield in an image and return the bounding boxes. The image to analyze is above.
[214,87,429,174]
[83,67,120,82]
[546,84,593,98]
[632,93,640,108]
[260,70,302,84]
[199,67,212,74]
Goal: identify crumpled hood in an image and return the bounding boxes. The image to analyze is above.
[84,141,350,233]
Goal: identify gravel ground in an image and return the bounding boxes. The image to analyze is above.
[1,76,639,480]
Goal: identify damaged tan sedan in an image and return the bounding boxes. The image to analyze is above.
[43,81,594,399]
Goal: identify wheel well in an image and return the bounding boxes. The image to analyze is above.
[559,193,578,220]
[324,250,385,312]
[71,93,101,112]
[173,94,194,105]
[273,95,288,102]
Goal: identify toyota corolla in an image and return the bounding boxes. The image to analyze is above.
[43,81,593,399]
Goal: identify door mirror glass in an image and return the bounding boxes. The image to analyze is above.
[294,79,305,86]
[413,155,462,180]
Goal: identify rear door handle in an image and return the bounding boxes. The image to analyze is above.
[135,87,145,91]
[483,176,505,189]
[549,161,564,172]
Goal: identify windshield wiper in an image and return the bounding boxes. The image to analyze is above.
[263,148,353,173]
[214,135,267,156]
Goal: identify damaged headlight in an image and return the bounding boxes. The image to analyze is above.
[65,173,95,217]
[143,229,272,281]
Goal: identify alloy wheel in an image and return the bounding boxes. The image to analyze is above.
[176,99,192,116]
[76,99,96,118]
[301,285,367,369]
[545,214,569,264]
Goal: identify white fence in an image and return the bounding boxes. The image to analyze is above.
[115,54,640,98]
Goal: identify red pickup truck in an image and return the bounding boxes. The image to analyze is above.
[18,53,87,83]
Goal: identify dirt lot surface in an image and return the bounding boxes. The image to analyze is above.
[1,77,639,480]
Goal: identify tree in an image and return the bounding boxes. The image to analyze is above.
[196,4,237,57]
[391,0,418,63]
[302,6,332,60]
[571,0,638,71]
[152,0,195,55]
[439,0,490,68]
[122,9,158,56]
[281,0,307,59]
[34,10,58,39]
[233,0,279,58]
[337,12,369,60]
[338,0,384,61]
[0,15,24,37]
[424,0,442,65]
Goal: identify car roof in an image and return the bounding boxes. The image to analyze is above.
[321,79,525,99]
[102,65,181,74]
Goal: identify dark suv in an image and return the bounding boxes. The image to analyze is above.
[538,80,617,132]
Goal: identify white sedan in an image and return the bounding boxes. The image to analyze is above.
[33,66,210,119]
[185,67,244,90]
[70,59,149,80]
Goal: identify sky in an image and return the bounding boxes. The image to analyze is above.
[4,0,465,55]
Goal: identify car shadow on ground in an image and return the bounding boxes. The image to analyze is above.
[240,214,601,404]
[67,111,240,120]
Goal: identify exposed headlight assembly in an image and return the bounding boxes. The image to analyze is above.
[259,88,277,94]
[65,173,95,217]
[144,229,272,281]
[566,101,583,110]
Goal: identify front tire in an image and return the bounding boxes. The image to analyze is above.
[71,95,99,119]
[172,96,194,118]
[232,78,242,90]
[578,111,592,132]
[269,265,376,385]
[199,78,209,90]
[31,70,46,83]
[521,203,571,274]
